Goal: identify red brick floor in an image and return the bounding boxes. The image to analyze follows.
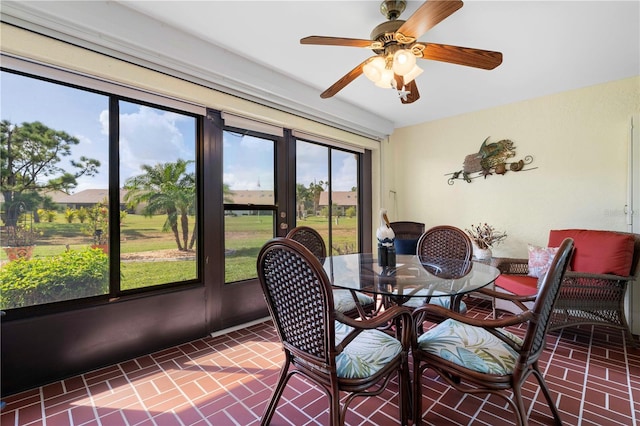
[2,299,639,425]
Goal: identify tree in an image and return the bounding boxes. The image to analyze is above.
[309,180,326,216]
[124,159,196,251]
[0,120,100,226]
[223,183,235,204]
[296,183,312,218]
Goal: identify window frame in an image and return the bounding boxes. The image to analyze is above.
[0,67,204,318]
[294,137,365,255]
[0,64,373,320]
[221,126,282,284]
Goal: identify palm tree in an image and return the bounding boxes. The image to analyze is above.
[124,159,195,251]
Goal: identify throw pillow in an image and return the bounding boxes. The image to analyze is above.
[528,244,559,278]
[548,229,634,276]
[394,238,419,255]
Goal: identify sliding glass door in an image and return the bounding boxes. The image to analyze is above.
[295,139,361,255]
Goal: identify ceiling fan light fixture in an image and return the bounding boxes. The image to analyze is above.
[402,64,423,84]
[302,0,500,104]
[363,56,386,83]
[374,68,395,88]
[392,49,416,75]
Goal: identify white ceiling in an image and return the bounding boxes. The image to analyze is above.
[2,1,639,138]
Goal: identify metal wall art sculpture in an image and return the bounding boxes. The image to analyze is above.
[446,137,535,184]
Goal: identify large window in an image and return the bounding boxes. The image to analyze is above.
[296,140,360,255]
[120,101,198,290]
[0,67,369,313]
[0,70,199,309]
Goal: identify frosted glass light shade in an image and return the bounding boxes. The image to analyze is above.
[392,49,417,76]
[402,65,424,84]
[363,57,386,83]
[375,68,395,88]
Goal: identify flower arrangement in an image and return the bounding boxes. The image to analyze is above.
[465,223,507,249]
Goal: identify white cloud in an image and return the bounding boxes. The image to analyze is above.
[119,106,195,180]
[223,133,275,190]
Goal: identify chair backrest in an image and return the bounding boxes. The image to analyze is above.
[417,225,473,260]
[286,226,327,259]
[390,221,425,240]
[520,237,574,365]
[257,238,335,366]
[390,221,426,255]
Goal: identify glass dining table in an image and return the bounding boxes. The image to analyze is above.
[322,253,500,318]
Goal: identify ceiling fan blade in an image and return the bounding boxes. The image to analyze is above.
[394,74,420,104]
[301,36,374,48]
[398,0,463,39]
[402,79,420,104]
[320,59,370,99]
[421,43,503,70]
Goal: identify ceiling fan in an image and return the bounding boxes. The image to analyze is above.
[300,0,503,104]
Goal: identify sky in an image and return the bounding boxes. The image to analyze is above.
[2,71,197,192]
[2,70,358,195]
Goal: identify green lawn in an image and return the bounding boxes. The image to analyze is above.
[2,213,358,299]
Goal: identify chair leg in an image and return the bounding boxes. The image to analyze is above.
[510,386,528,426]
[329,382,341,426]
[531,364,563,425]
[412,360,423,426]
[620,314,639,348]
[261,359,292,426]
[398,357,410,426]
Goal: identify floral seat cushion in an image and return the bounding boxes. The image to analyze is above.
[333,289,375,313]
[334,321,402,379]
[397,289,468,313]
[417,318,523,375]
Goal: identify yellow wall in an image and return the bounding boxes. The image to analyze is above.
[388,76,640,258]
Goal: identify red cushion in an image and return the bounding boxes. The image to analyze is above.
[495,274,538,296]
[548,229,634,276]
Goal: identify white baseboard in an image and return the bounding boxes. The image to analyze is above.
[209,317,271,338]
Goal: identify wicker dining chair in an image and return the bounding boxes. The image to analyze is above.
[257,238,413,426]
[411,238,574,426]
[401,225,474,315]
[416,225,473,261]
[286,226,376,318]
[285,226,328,259]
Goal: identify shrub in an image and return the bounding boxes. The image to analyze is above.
[83,200,109,244]
[64,208,76,223]
[76,207,88,223]
[44,210,57,223]
[38,209,56,223]
[345,206,356,218]
[0,248,109,309]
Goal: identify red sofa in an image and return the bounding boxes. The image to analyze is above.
[493,229,640,347]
